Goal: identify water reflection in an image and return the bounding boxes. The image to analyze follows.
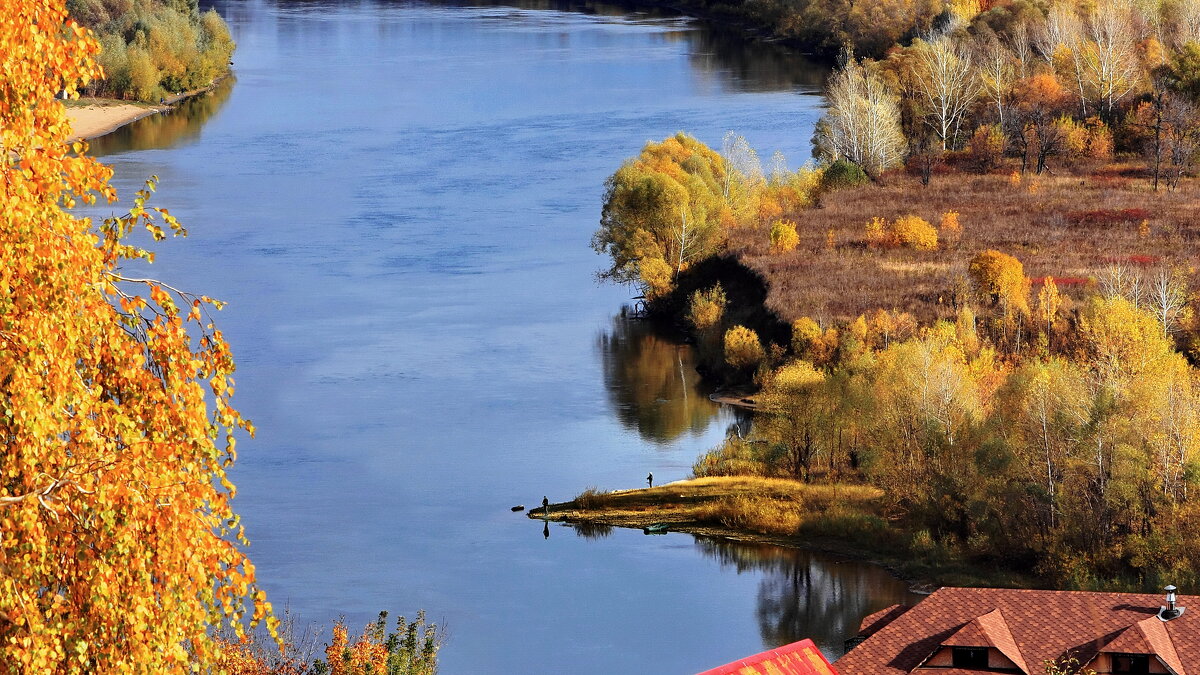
[681,26,826,93]
[88,76,235,155]
[695,537,922,658]
[598,315,726,444]
[571,522,614,539]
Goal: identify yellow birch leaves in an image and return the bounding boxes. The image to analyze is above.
[0,0,272,671]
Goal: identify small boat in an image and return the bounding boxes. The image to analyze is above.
[643,523,668,535]
[511,505,525,512]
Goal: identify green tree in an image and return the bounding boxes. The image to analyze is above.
[593,133,730,299]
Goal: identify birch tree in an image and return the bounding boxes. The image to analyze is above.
[813,58,907,175]
[977,35,1015,127]
[1083,0,1142,117]
[910,35,981,150]
[1037,2,1090,116]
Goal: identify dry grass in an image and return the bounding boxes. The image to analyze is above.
[547,476,885,538]
[730,164,1200,323]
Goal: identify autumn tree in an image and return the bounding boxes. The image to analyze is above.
[0,1,274,671]
[909,35,981,150]
[594,133,729,299]
[969,250,1031,320]
[1082,0,1142,118]
[813,57,907,176]
[1010,72,1072,173]
[720,131,765,215]
[315,612,440,675]
[758,361,827,481]
[977,34,1015,127]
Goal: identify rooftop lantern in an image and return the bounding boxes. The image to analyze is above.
[1158,585,1185,621]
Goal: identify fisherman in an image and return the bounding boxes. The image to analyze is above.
[542,495,549,514]
[647,472,653,488]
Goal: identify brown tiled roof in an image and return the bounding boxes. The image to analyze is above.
[1097,617,1186,675]
[859,604,911,638]
[937,609,1028,673]
[835,587,1200,675]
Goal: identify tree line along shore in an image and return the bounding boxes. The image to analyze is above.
[68,0,234,102]
[591,0,1200,592]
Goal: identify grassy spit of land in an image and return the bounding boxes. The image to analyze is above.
[530,477,1035,590]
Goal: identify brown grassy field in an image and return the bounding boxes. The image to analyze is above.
[730,165,1200,324]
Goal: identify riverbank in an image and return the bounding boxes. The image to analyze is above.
[65,81,225,143]
[529,477,1037,592]
[65,99,165,142]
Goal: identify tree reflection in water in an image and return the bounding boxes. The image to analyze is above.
[571,522,614,539]
[694,537,921,658]
[598,314,736,445]
[88,76,236,155]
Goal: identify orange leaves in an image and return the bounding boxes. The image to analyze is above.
[0,0,270,671]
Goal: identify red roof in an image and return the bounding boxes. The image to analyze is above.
[697,638,839,675]
[836,587,1200,675]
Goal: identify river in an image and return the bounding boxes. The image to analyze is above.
[85,1,921,671]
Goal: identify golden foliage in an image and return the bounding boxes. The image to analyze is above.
[0,1,271,670]
[968,125,1005,173]
[724,325,765,370]
[769,219,800,253]
[1036,278,1062,332]
[940,210,962,246]
[969,249,1031,315]
[889,215,939,250]
[686,283,727,333]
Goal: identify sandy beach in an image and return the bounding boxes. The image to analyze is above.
[63,82,223,143]
[65,100,165,142]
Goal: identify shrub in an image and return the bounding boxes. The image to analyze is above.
[686,283,727,332]
[889,215,938,250]
[940,210,961,235]
[967,124,1006,173]
[1086,117,1113,160]
[865,216,887,247]
[1057,116,1089,158]
[969,249,1030,314]
[791,316,822,356]
[724,325,765,370]
[769,219,800,253]
[820,158,869,191]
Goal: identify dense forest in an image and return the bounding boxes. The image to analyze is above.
[68,0,234,101]
[595,0,1200,588]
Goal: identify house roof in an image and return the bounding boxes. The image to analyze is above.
[938,608,1028,673]
[835,587,1200,675]
[858,604,911,639]
[696,638,839,675]
[1100,616,1185,675]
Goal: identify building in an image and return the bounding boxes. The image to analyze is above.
[697,638,839,675]
[837,586,1198,674]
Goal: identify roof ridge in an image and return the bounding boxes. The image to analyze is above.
[976,608,1029,674]
[1135,616,1186,675]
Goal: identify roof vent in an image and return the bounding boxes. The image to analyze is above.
[1158,584,1185,622]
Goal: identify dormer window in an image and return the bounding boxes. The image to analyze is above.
[952,647,989,668]
[1110,653,1149,674]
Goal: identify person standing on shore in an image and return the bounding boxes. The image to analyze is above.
[542,496,549,515]
[647,472,653,488]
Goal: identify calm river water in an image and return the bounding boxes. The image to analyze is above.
[85,1,920,671]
